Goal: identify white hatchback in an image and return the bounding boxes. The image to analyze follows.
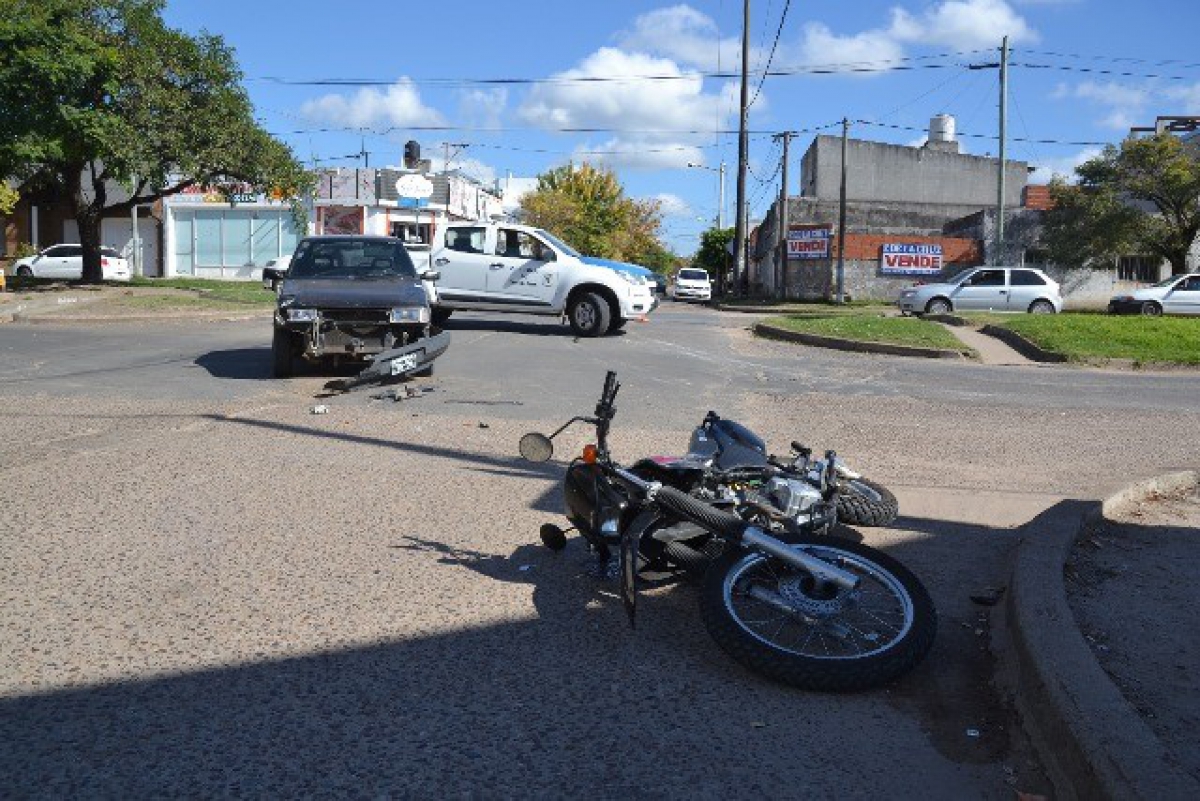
[13,244,131,282]
[671,268,712,302]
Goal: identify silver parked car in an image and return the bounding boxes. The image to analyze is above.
[1107,273,1200,316]
[897,267,1062,315]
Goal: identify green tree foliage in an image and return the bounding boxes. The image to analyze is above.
[1043,134,1200,275]
[0,183,16,215]
[519,162,669,270]
[693,226,734,289]
[0,0,310,281]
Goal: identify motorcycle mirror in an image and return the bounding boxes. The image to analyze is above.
[519,432,554,462]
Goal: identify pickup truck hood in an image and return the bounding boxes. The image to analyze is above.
[579,255,655,279]
[280,278,428,309]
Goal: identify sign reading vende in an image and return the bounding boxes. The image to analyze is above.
[880,243,943,275]
[787,226,831,260]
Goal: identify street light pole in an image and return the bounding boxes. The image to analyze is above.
[687,161,728,229]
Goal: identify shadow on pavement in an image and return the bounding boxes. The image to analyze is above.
[194,349,365,381]
[0,509,1055,796]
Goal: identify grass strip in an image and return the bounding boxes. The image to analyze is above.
[764,313,970,352]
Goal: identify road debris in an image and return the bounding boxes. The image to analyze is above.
[310,404,329,415]
[970,586,1006,606]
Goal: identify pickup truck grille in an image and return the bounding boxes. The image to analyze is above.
[320,308,391,324]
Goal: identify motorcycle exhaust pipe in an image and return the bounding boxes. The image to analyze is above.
[742,527,860,591]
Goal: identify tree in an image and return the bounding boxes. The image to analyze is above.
[1042,134,1200,275]
[0,183,16,215]
[0,0,309,282]
[518,162,666,268]
[693,226,734,292]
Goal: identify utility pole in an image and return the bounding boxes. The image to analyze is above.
[733,0,751,297]
[774,132,791,300]
[995,35,1009,266]
[836,118,849,304]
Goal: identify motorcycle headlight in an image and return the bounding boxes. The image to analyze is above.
[286,308,318,322]
[389,306,431,324]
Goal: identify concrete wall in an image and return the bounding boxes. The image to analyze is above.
[801,135,1027,208]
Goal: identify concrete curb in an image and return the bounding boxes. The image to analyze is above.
[980,324,1069,363]
[753,322,965,359]
[10,309,268,324]
[1008,471,1200,800]
[922,312,971,327]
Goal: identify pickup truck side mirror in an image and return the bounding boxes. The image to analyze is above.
[422,271,441,282]
[538,248,556,263]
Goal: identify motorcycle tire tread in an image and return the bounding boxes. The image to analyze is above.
[700,537,936,692]
[836,479,899,527]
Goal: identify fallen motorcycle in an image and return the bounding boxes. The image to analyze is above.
[636,410,899,541]
[519,371,936,692]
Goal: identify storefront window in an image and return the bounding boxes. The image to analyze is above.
[223,214,251,267]
[252,216,276,266]
[174,208,298,273]
[195,211,222,266]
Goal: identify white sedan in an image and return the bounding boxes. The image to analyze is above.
[1108,273,1200,316]
[13,244,130,282]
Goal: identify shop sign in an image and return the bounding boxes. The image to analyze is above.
[787,226,831,260]
[322,206,363,235]
[880,243,943,275]
[395,174,433,209]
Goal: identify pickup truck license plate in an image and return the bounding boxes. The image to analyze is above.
[389,353,420,375]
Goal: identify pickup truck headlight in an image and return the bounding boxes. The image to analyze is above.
[389,306,431,324]
[286,308,318,322]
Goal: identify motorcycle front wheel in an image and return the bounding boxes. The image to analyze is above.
[700,537,935,692]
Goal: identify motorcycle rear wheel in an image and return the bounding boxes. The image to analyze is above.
[836,478,898,527]
[700,536,935,692]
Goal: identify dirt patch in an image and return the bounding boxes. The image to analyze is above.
[1066,485,1200,783]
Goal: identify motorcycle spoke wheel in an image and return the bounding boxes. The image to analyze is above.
[723,548,913,660]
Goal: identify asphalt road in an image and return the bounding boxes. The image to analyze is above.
[2,303,1198,797]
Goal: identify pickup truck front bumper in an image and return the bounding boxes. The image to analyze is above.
[620,286,658,318]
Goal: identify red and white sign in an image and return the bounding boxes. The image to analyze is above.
[880,243,943,275]
[787,225,832,260]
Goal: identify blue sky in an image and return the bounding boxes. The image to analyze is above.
[164,0,1200,254]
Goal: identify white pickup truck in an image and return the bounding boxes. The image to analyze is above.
[427,221,658,336]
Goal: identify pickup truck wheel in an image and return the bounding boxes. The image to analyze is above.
[271,327,295,378]
[568,292,611,337]
[608,317,628,332]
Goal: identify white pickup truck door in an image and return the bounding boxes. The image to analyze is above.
[488,228,558,308]
[432,226,490,302]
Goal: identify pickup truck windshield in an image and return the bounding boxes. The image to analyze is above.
[535,230,580,258]
[290,240,417,279]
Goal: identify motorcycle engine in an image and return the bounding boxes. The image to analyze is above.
[764,476,823,520]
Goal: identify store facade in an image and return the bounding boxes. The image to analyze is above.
[161,185,300,279]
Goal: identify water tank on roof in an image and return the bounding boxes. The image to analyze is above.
[929,114,956,143]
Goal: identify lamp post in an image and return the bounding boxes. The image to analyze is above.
[686,161,727,229]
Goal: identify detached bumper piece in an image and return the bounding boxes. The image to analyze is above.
[323,331,451,392]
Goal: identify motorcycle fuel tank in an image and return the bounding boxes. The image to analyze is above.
[689,418,768,470]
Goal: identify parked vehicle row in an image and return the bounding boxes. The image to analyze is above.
[1107,273,1200,316]
[12,244,131,282]
[897,267,1062,315]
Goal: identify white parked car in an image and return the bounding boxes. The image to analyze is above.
[261,255,292,292]
[1108,273,1200,316]
[13,244,130,282]
[897,267,1062,315]
[428,221,658,337]
[671,268,712,302]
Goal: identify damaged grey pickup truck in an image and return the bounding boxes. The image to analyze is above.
[272,235,439,378]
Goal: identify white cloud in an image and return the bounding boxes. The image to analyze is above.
[1064,81,1153,130]
[457,87,507,130]
[519,47,733,172]
[1162,82,1200,113]
[618,5,742,71]
[1028,147,1102,184]
[796,22,906,68]
[891,0,1039,49]
[500,176,538,211]
[300,78,444,129]
[650,192,693,217]
[428,154,498,187]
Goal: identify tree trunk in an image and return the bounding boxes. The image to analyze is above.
[78,212,104,284]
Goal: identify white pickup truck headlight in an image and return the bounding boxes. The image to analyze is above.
[286,308,318,322]
[389,306,431,324]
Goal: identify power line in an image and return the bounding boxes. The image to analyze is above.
[1016,48,1200,70]
[1011,61,1199,82]
[748,0,791,110]
[854,119,1110,147]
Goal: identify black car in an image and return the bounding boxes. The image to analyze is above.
[271,236,436,378]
